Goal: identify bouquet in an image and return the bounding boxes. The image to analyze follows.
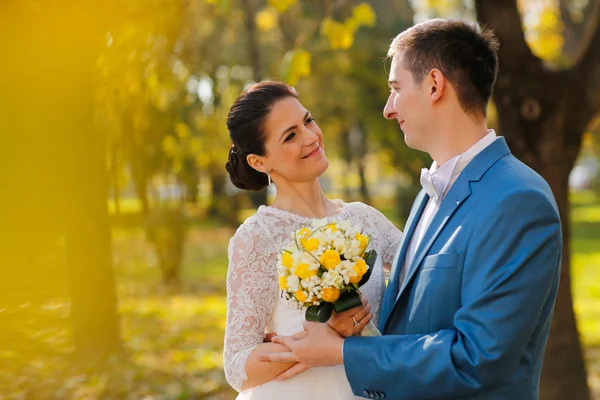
[277,219,381,336]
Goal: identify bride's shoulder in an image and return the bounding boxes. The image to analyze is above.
[231,211,262,238]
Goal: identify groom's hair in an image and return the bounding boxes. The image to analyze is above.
[388,18,499,117]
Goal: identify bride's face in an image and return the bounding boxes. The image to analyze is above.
[260,97,329,185]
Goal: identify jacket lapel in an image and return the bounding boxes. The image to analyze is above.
[379,190,428,329]
[395,176,471,302]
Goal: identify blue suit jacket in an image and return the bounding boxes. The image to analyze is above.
[344,138,562,400]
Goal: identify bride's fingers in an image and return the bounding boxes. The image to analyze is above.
[276,362,310,381]
[272,331,306,347]
[351,303,371,322]
[360,312,373,326]
[258,351,299,363]
[291,330,308,340]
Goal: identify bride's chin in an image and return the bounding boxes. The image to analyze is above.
[316,160,329,176]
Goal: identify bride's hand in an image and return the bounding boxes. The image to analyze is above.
[327,297,373,337]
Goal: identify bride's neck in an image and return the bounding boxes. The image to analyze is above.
[270,179,338,219]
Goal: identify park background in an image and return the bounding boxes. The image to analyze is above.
[1,0,600,399]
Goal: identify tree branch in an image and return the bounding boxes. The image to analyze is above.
[474,0,540,73]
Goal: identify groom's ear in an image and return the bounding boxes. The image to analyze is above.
[428,68,446,104]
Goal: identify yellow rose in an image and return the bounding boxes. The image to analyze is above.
[355,233,369,254]
[327,223,338,232]
[304,237,320,252]
[320,250,341,270]
[295,290,307,303]
[354,259,368,276]
[279,275,289,289]
[321,287,340,302]
[281,252,293,268]
[294,263,317,280]
[349,272,362,284]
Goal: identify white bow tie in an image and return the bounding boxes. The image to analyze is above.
[420,168,441,202]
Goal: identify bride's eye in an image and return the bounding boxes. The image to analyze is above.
[284,132,296,142]
[305,117,315,125]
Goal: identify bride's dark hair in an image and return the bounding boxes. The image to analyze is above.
[225,81,298,191]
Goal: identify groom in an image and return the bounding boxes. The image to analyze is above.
[261,18,562,400]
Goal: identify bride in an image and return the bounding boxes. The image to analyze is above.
[223,81,402,399]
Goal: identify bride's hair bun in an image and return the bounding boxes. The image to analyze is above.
[225,145,267,191]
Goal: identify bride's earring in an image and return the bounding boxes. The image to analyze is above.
[267,170,272,186]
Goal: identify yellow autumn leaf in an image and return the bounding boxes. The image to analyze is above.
[268,0,296,14]
[320,19,355,50]
[330,23,354,49]
[175,122,191,139]
[538,8,561,31]
[190,138,202,154]
[320,17,334,36]
[256,7,278,31]
[351,3,376,27]
[162,136,179,156]
[582,132,593,147]
[281,49,311,85]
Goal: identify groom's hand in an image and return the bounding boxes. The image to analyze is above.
[258,321,345,380]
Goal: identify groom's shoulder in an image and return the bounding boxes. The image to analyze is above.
[480,155,558,212]
[487,154,552,194]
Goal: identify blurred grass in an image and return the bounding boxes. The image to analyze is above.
[1,192,598,399]
[571,191,600,396]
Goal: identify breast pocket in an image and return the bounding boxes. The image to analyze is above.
[421,252,459,270]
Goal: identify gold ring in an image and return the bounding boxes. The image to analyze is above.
[352,316,360,326]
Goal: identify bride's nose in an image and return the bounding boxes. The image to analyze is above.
[302,128,320,146]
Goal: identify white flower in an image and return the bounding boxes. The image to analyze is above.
[333,238,348,254]
[287,275,300,292]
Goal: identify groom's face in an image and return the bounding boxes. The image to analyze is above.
[384,53,433,152]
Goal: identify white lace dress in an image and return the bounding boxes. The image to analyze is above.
[223,200,402,400]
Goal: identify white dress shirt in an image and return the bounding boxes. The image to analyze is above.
[397,130,499,290]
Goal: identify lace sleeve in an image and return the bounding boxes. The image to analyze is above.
[367,205,403,265]
[223,221,278,392]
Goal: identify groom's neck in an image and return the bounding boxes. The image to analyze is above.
[429,118,489,166]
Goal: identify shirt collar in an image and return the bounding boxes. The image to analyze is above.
[428,130,498,199]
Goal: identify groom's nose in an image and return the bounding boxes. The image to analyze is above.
[383,92,397,120]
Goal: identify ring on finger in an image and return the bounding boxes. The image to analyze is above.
[352,316,361,327]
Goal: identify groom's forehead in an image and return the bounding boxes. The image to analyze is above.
[388,53,405,81]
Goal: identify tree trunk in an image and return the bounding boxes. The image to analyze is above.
[357,159,371,204]
[208,166,240,225]
[475,1,600,397]
[540,170,591,400]
[131,159,150,214]
[60,1,121,360]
